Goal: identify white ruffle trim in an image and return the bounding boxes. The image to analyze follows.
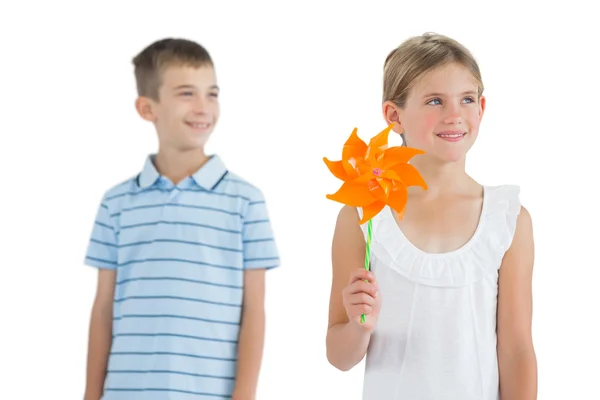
[357,185,521,288]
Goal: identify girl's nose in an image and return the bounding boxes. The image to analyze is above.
[443,104,463,125]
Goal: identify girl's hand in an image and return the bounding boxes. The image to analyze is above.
[342,268,381,332]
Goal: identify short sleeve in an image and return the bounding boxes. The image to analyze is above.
[84,197,118,269]
[242,191,280,270]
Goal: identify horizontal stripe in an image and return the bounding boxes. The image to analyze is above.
[243,241,279,264]
[117,314,240,326]
[116,297,241,325]
[114,263,243,287]
[243,238,274,243]
[244,257,280,262]
[90,238,117,247]
[115,295,241,308]
[248,200,265,206]
[244,219,269,225]
[108,369,235,380]
[104,388,230,398]
[118,238,242,253]
[116,277,243,290]
[116,281,242,308]
[243,264,279,271]
[111,332,239,358]
[106,187,251,202]
[111,351,236,362]
[119,258,242,271]
[95,221,114,230]
[119,220,241,234]
[106,352,237,388]
[114,332,238,344]
[111,203,242,218]
[86,256,117,265]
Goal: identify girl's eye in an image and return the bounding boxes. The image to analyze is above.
[209,93,219,98]
[427,98,441,105]
[462,97,475,104]
[180,92,193,96]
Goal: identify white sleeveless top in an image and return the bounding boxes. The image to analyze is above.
[358,185,521,400]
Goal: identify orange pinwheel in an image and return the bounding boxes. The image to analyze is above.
[324,123,427,224]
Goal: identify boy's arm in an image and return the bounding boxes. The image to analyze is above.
[85,269,116,400]
[232,189,280,400]
[497,206,538,400]
[232,269,266,400]
[83,197,119,400]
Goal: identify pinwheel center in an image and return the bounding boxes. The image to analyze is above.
[373,168,381,176]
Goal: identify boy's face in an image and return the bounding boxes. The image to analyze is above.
[137,64,220,152]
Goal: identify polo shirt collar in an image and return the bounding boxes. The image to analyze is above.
[137,155,159,188]
[137,154,228,190]
[191,154,228,190]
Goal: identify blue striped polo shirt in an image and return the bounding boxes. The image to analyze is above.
[84,154,280,399]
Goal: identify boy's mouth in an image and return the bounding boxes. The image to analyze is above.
[186,122,211,129]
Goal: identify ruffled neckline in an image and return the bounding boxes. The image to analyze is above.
[360,185,520,288]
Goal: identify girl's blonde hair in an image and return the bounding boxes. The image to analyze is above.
[383,33,484,143]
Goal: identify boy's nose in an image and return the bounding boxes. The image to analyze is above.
[192,100,208,114]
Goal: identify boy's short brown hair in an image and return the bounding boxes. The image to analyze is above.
[132,38,213,101]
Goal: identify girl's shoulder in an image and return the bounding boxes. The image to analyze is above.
[481,183,523,252]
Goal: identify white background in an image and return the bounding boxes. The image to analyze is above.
[1,1,599,399]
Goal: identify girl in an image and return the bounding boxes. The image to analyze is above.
[326,33,538,400]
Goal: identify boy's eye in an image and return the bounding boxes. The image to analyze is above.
[180,91,193,96]
[209,93,219,98]
[427,98,442,105]
[462,97,475,103]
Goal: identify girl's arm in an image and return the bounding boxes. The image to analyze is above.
[497,206,538,399]
[326,206,378,371]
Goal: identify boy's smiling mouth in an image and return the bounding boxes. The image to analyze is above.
[186,122,211,129]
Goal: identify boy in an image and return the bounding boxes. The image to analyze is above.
[83,38,280,400]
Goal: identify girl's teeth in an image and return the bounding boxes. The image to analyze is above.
[438,133,464,138]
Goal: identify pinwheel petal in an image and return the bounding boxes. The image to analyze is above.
[323,158,349,181]
[326,181,377,207]
[389,163,428,189]
[386,185,409,218]
[360,200,386,224]
[381,146,425,168]
[365,123,395,163]
[342,128,368,177]
[380,169,402,182]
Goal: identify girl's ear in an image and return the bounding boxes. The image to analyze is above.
[383,101,404,134]
[478,95,486,120]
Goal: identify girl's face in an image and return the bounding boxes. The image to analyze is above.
[385,62,486,163]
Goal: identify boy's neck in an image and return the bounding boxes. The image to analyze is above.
[154,147,210,185]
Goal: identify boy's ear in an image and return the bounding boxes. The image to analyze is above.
[135,96,157,122]
[382,100,404,134]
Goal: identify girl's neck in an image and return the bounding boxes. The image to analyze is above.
[154,146,209,185]
[409,155,476,197]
